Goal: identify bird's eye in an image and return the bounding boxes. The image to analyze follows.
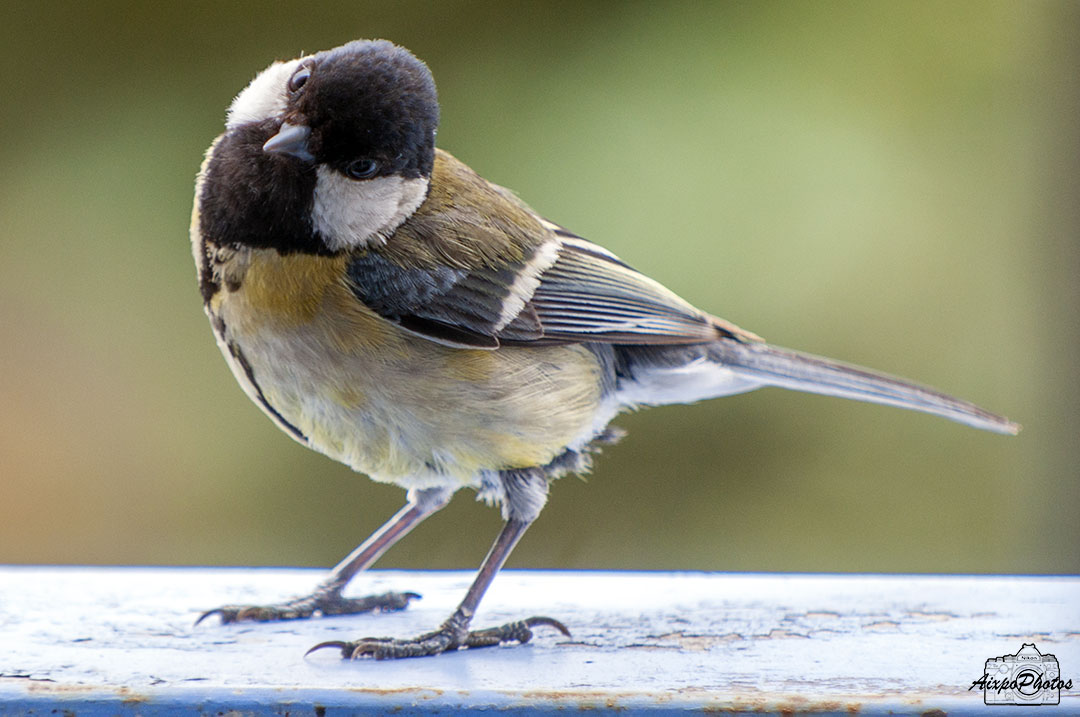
[345,158,380,180]
[288,66,311,93]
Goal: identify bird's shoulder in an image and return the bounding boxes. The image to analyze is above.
[347,149,760,349]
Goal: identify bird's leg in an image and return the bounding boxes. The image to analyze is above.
[310,517,568,659]
[197,487,451,625]
[310,468,568,659]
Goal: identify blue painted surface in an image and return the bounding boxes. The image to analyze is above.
[1,568,1078,714]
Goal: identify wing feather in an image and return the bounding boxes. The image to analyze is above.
[526,239,722,344]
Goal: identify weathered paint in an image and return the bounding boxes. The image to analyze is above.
[1,568,1077,714]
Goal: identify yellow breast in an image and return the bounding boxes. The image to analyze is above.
[211,248,605,490]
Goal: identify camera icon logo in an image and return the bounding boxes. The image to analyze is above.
[977,643,1064,705]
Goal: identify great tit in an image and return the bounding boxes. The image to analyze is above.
[190,39,1018,660]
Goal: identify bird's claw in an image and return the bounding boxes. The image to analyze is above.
[464,616,570,648]
[308,615,570,660]
[196,591,421,625]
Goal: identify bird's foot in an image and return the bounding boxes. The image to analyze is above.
[196,590,420,625]
[308,615,569,660]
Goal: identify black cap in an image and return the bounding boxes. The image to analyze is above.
[297,40,439,178]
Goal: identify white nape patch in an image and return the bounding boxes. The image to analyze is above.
[494,238,561,331]
[312,168,429,250]
[617,357,763,407]
[226,58,302,129]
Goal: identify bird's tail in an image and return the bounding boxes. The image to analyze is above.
[705,340,1020,435]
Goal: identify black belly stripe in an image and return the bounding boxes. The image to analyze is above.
[228,341,308,443]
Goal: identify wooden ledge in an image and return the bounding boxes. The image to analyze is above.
[1,568,1077,714]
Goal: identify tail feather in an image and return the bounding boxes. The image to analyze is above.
[709,340,1020,435]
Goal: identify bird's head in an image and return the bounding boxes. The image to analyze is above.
[202,39,439,253]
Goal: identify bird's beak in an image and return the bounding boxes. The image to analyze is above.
[263,122,315,162]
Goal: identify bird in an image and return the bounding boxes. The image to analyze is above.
[190,38,1018,660]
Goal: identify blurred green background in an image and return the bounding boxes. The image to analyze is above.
[1,1,1076,575]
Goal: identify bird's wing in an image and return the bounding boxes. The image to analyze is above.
[345,149,757,349]
[524,229,754,345]
[347,224,756,350]
[345,245,543,349]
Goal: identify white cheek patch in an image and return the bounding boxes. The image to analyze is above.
[226,58,302,129]
[311,167,429,250]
